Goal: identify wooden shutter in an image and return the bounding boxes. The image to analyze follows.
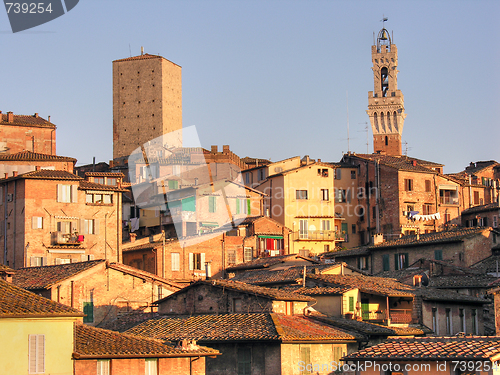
[71,185,78,202]
[188,253,194,270]
[247,199,251,214]
[29,334,44,373]
[200,253,205,269]
[56,184,63,202]
[349,296,354,312]
[236,198,240,214]
[94,219,99,235]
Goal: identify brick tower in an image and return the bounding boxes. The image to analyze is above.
[366,25,406,155]
[112,50,182,165]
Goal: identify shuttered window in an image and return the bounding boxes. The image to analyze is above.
[145,358,158,375]
[83,302,94,323]
[208,196,216,213]
[28,334,44,374]
[97,360,110,375]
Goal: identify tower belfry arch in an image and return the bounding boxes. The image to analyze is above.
[367,21,406,155]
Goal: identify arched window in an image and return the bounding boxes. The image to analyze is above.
[381,67,389,97]
[374,112,378,129]
[393,112,398,130]
[380,112,385,129]
[387,112,391,130]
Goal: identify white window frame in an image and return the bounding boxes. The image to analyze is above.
[145,358,158,375]
[171,253,180,271]
[299,219,308,239]
[28,334,45,374]
[321,188,329,201]
[97,359,110,375]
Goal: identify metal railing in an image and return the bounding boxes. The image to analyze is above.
[293,230,343,241]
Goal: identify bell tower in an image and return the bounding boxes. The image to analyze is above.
[367,24,406,155]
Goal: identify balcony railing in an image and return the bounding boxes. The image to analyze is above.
[293,230,343,241]
[361,309,412,324]
[440,196,459,205]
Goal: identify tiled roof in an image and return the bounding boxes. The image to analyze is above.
[126,313,358,343]
[415,288,489,304]
[0,112,54,127]
[0,264,15,274]
[108,263,183,290]
[79,180,128,192]
[156,280,314,304]
[465,161,499,174]
[229,264,342,286]
[428,275,498,289]
[1,169,82,181]
[305,274,415,297]
[350,154,442,173]
[85,172,125,177]
[0,279,83,317]
[343,336,500,360]
[73,323,218,358]
[462,202,500,215]
[320,247,370,259]
[310,314,396,336]
[472,255,500,276]
[0,151,75,162]
[226,254,318,272]
[113,53,180,67]
[282,285,353,295]
[369,227,490,250]
[13,260,105,290]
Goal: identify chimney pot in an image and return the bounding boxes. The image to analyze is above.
[7,111,14,123]
[4,173,8,179]
[223,145,230,153]
[12,171,18,177]
[211,145,218,153]
[34,113,38,118]
[35,166,41,171]
[48,116,51,123]
[130,233,137,243]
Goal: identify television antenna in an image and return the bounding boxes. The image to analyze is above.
[358,122,370,154]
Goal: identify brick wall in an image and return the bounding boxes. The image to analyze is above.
[0,121,56,155]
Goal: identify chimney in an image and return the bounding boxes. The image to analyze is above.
[211,145,218,154]
[372,233,384,245]
[4,173,8,179]
[223,145,230,154]
[412,160,417,167]
[141,46,144,55]
[35,166,41,171]
[48,116,51,123]
[7,111,14,123]
[318,159,321,163]
[34,113,39,118]
[12,171,18,177]
[129,233,137,243]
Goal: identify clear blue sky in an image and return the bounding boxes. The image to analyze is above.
[1,0,499,173]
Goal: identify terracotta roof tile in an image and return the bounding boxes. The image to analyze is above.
[0,112,55,128]
[0,151,75,162]
[415,287,489,304]
[343,336,500,360]
[226,254,318,272]
[13,260,105,290]
[350,154,442,172]
[0,279,83,317]
[113,53,180,67]
[462,202,500,215]
[126,313,358,343]
[1,169,82,181]
[156,280,314,304]
[79,180,128,192]
[309,314,396,336]
[85,172,125,177]
[305,274,415,297]
[74,323,218,358]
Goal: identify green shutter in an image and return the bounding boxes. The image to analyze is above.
[83,302,94,323]
[247,199,251,214]
[236,198,240,214]
[349,296,354,312]
[182,196,196,212]
[404,253,409,268]
[341,223,348,234]
[435,250,443,261]
[209,196,216,213]
[168,180,178,190]
[383,254,390,271]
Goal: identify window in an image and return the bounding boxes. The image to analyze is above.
[474,191,480,205]
[145,358,158,375]
[244,247,253,263]
[31,217,43,229]
[97,360,110,375]
[321,220,331,231]
[459,309,465,333]
[432,308,438,334]
[320,189,329,201]
[82,219,99,235]
[209,196,217,213]
[86,193,112,204]
[324,244,330,252]
[245,173,250,185]
[404,179,413,192]
[168,180,178,190]
[236,198,250,214]
[258,168,266,181]
[336,188,347,203]
[372,206,376,219]
[446,308,452,335]
[351,170,356,179]
[358,256,368,270]
[237,347,252,375]
[351,224,356,234]
[83,301,94,323]
[296,190,308,200]
[94,177,104,184]
[383,254,390,271]
[335,169,341,180]
[299,220,308,239]
[422,204,433,215]
[29,334,44,374]
[434,250,443,261]
[233,298,242,312]
[171,253,180,271]
[425,180,432,192]
[106,178,117,186]
[228,250,236,266]
[493,215,498,228]
[57,184,77,203]
[349,296,354,312]
[30,257,46,267]
[394,253,409,270]
[189,253,204,271]
[472,309,478,334]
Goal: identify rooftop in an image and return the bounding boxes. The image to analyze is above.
[0,151,75,162]
[0,169,82,182]
[73,323,218,359]
[226,254,318,272]
[0,279,83,318]
[126,313,358,343]
[0,112,55,128]
[343,336,500,361]
[346,154,443,173]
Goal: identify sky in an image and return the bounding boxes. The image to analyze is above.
[1,0,499,174]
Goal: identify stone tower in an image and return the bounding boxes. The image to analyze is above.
[112,51,182,164]
[367,27,406,155]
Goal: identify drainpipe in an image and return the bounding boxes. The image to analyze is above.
[3,182,7,264]
[104,213,108,260]
[12,179,16,269]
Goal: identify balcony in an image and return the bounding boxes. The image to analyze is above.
[51,232,84,246]
[361,309,412,324]
[440,196,459,205]
[293,230,344,241]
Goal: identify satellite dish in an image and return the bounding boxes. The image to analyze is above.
[421,273,429,286]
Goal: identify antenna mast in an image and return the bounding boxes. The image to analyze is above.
[346,91,350,154]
